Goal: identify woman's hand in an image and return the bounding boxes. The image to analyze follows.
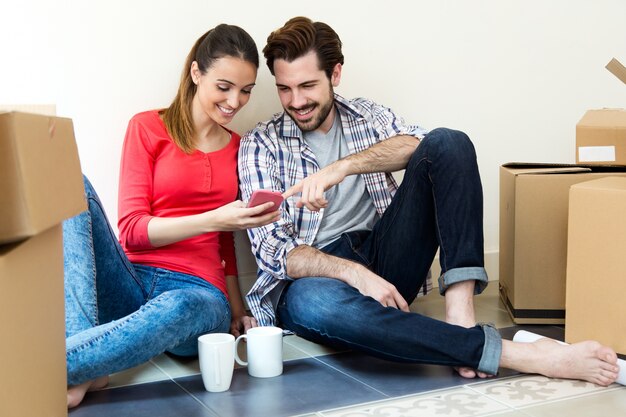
[230,314,258,338]
[226,275,258,338]
[207,200,280,231]
[146,200,280,247]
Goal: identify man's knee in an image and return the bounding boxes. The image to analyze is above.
[413,128,477,168]
[424,128,473,152]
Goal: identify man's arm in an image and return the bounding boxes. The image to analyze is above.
[345,134,419,174]
[284,135,418,211]
[286,245,409,311]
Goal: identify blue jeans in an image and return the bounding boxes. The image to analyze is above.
[64,177,230,386]
[277,128,501,375]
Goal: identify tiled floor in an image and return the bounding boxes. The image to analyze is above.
[69,284,626,417]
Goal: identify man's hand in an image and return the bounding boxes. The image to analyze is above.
[283,160,349,211]
[287,245,410,311]
[347,265,410,312]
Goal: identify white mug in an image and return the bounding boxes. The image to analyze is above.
[235,326,283,378]
[198,333,235,392]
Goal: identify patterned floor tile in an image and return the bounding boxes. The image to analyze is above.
[468,375,622,408]
[317,387,516,417]
[521,387,626,417]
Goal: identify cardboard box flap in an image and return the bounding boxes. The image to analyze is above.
[571,176,626,192]
[606,58,626,85]
[502,162,626,175]
[578,109,626,128]
[502,162,591,175]
[0,111,86,243]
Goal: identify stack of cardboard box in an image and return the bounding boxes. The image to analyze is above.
[499,58,626,354]
[0,112,86,417]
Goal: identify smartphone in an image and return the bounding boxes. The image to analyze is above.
[247,190,284,215]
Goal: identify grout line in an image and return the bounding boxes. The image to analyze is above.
[283,337,347,361]
[307,354,389,397]
[282,337,389,398]
[149,358,179,381]
[102,361,171,390]
[169,378,222,417]
[463,380,522,411]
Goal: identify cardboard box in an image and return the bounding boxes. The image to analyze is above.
[576,109,626,165]
[0,111,86,244]
[499,163,626,324]
[575,58,626,165]
[0,225,67,417]
[565,177,626,354]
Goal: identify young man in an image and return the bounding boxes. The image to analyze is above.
[238,16,619,385]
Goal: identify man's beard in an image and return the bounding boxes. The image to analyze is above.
[287,87,334,132]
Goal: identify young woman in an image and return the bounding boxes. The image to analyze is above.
[64,24,277,408]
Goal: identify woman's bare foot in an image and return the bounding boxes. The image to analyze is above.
[501,338,619,386]
[444,281,489,378]
[67,376,109,408]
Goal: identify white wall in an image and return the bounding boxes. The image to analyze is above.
[2,0,625,282]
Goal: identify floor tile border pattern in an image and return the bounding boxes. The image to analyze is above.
[312,375,625,417]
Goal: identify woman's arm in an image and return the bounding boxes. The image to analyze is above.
[225,275,257,337]
[146,200,279,247]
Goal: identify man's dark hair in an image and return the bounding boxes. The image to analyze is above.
[263,16,344,78]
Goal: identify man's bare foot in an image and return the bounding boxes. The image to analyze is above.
[444,281,488,378]
[67,376,109,408]
[501,338,619,386]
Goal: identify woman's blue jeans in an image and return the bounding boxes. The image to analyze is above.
[277,128,502,375]
[63,177,230,386]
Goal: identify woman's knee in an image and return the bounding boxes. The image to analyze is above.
[165,289,231,333]
[161,289,231,355]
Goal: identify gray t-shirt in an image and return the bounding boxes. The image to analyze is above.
[303,111,378,249]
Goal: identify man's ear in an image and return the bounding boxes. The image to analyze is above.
[331,63,342,87]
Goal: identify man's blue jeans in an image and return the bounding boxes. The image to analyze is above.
[63,177,231,386]
[277,128,502,375]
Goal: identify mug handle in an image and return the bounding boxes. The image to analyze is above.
[234,334,247,366]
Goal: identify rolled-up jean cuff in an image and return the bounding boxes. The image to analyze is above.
[477,323,502,375]
[437,267,488,296]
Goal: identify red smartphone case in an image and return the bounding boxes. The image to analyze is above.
[247,190,283,215]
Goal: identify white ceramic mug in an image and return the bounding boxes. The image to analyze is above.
[235,326,283,378]
[198,333,235,392]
